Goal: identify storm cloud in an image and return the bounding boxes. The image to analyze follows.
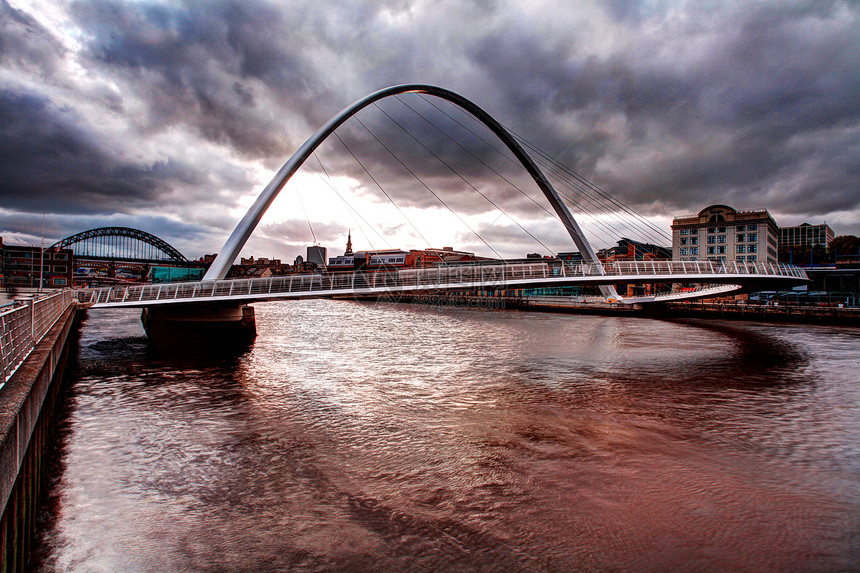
[0,0,857,259]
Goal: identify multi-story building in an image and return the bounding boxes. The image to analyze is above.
[409,247,488,266]
[328,249,415,272]
[306,245,327,267]
[671,205,779,264]
[599,238,671,261]
[778,223,834,251]
[327,233,490,272]
[0,238,74,288]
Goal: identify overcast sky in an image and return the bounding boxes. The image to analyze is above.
[1,0,857,262]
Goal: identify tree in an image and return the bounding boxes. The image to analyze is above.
[831,235,860,261]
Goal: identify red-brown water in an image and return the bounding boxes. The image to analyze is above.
[32,300,860,571]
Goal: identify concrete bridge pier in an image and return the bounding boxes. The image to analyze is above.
[140,303,256,348]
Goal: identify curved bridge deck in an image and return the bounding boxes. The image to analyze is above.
[77,260,808,309]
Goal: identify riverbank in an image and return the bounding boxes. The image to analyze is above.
[661,300,860,325]
[386,294,860,326]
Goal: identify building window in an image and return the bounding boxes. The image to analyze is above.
[748,244,757,253]
[53,265,67,273]
[748,224,757,231]
[680,237,688,245]
[717,246,726,254]
[708,227,716,234]
[707,246,715,255]
[707,236,716,244]
[690,237,698,245]
[736,225,745,231]
[680,229,688,236]
[690,229,698,234]
[717,235,727,243]
[690,247,698,255]
[748,255,757,262]
[718,226,727,233]
[748,233,758,242]
[737,234,745,242]
[736,245,746,254]
[54,253,68,261]
[53,278,67,286]
[737,256,745,262]
[680,247,688,256]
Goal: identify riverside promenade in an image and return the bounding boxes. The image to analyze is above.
[0,291,79,571]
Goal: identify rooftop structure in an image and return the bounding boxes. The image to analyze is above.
[344,231,353,256]
[240,256,281,268]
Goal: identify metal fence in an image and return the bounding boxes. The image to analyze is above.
[0,290,75,385]
[76,259,808,308]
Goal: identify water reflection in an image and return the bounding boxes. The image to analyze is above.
[32,301,860,572]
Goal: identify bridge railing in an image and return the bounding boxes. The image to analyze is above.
[1,290,75,386]
[572,260,808,279]
[76,259,807,307]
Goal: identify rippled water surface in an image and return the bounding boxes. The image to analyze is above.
[32,301,860,571]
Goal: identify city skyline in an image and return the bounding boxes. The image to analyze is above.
[1,0,857,263]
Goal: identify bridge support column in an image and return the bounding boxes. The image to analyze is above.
[140,303,256,348]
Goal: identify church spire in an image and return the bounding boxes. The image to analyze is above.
[345,230,353,256]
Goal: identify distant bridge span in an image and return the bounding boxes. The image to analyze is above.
[51,227,189,264]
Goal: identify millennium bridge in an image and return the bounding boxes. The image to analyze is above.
[66,83,806,333]
[77,259,806,309]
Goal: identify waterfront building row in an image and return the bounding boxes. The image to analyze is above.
[670,205,839,265]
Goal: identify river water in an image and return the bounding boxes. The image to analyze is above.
[31,300,860,572]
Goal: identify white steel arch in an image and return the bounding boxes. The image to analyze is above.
[203,84,617,298]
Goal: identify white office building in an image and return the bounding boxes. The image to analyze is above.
[671,205,779,264]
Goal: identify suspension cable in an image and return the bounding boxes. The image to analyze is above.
[295,186,317,244]
[312,152,389,252]
[353,112,506,261]
[331,130,439,256]
[411,94,638,248]
[391,95,561,257]
[408,94,619,251]
[376,99,557,258]
[416,93,671,246]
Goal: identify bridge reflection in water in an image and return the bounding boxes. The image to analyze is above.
[32,301,860,572]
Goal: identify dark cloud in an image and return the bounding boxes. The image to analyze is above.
[68,0,328,157]
[466,3,857,219]
[0,0,857,263]
[0,90,172,213]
